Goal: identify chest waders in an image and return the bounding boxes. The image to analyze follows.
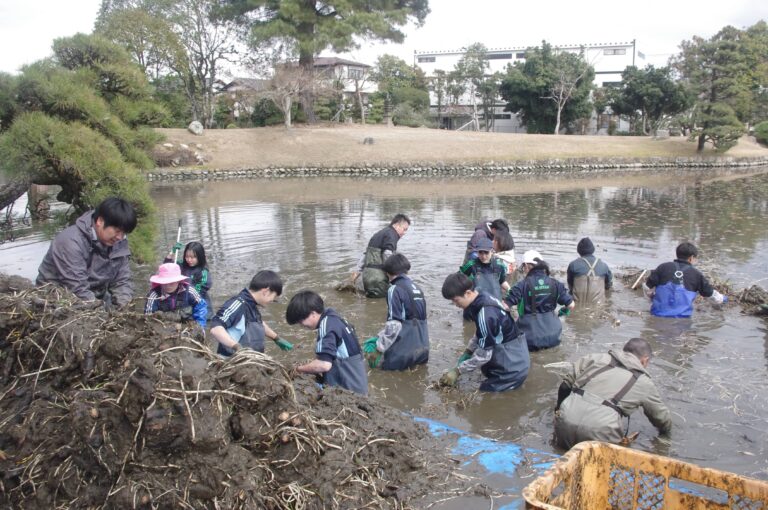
[479,307,530,392]
[381,320,430,371]
[572,257,606,305]
[558,356,644,445]
[651,263,697,318]
[156,291,194,323]
[361,246,389,298]
[217,298,265,356]
[517,278,563,351]
[463,263,504,321]
[320,317,368,396]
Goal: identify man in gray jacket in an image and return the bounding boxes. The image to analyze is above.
[36,197,137,308]
[554,338,672,449]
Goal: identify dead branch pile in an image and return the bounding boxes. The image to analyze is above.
[737,285,768,315]
[0,280,453,509]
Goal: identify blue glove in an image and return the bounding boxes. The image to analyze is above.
[273,337,294,351]
[363,337,379,354]
[721,296,729,304]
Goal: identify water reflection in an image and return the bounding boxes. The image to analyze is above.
[2,168,768,479]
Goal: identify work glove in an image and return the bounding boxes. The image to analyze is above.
[456,349,473,367]
[439,368,460,387]
[172,242,184,253]
[721,296,729,304]
[558,307,571,317]
[230,343,242,353]
[363,337,379,354]
[364,350,382,369]
[273,336,294,351]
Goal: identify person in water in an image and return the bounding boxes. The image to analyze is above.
[644,242,727,318]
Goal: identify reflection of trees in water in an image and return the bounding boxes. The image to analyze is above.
[599,187,689,241]
[693,178,768,263]
[597,174,768,264]
[440,191,590,242]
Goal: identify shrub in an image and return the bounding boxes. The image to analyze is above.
[755,121,768,145]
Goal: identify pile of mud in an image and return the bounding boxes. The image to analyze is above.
[737,285,768,315]
[0,278,461,508]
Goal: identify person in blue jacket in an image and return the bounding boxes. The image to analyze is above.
[644,242,727,318]
[459,237,509,320]
[209,270,294,356]
[505,250,574,351]
[363,253,429,370]
[287,290,368,396]
[145,263,207,327]
[439,273,529,392]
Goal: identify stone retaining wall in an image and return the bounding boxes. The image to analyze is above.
[145,157,768,181]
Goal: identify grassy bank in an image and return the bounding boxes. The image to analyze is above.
[156,124,768,170]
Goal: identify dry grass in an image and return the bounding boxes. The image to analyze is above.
[156,124,768,169]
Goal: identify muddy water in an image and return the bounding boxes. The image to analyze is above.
[2,168,768,484]
[144,169,768,482]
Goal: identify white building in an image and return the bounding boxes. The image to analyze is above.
[414,41,637,133]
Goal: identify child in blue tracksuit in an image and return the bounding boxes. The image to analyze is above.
[439,273,530,392]
[364,253,429,370]
[145,263,207,327]
[287,290,368,396]
[644,242,727,318]
[209,270,293,356]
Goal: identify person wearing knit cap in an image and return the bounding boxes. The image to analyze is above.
[567,237,613,305]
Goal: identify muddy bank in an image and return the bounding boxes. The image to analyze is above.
[146,157,768,181]
[0,276,465,508]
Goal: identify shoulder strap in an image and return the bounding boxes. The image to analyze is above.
[581,257,600,277]
[672,262,691,284]
[577,357,618,388]
[575,355,643,418]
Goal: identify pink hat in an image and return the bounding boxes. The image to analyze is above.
[150,263,189,285]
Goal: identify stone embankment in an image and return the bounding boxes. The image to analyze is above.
[146,156,768,181]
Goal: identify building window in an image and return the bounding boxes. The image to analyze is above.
[417,56,436,63]
[348,67,364,80]
[516,52,526,59]
[488,53,512,60]
[602,81,622,88]
[604,48,627,55]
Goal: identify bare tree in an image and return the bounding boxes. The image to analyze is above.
[260,65,334,128]
[348,68,372,124]
[542,51,592,134]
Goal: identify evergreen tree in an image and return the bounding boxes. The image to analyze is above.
[672,25,755,151]
[499,41,594,134]
[219,0,430,122]
[0,34,164,262]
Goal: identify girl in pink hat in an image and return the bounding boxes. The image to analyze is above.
[144,263,208,327]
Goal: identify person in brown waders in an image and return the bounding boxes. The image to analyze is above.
[553,338,672,449]
[566,237,613,306]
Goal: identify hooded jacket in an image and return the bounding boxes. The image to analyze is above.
[36,210,133,306]
[463,220,494,263]
[555,350,672,449]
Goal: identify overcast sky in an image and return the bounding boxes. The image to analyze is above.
[2,0,767,74]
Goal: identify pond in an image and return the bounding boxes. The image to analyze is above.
[3,167,768,484]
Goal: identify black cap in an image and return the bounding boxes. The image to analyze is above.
[577,237,595,256]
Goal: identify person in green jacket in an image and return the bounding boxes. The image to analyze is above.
[554,338,672,449]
